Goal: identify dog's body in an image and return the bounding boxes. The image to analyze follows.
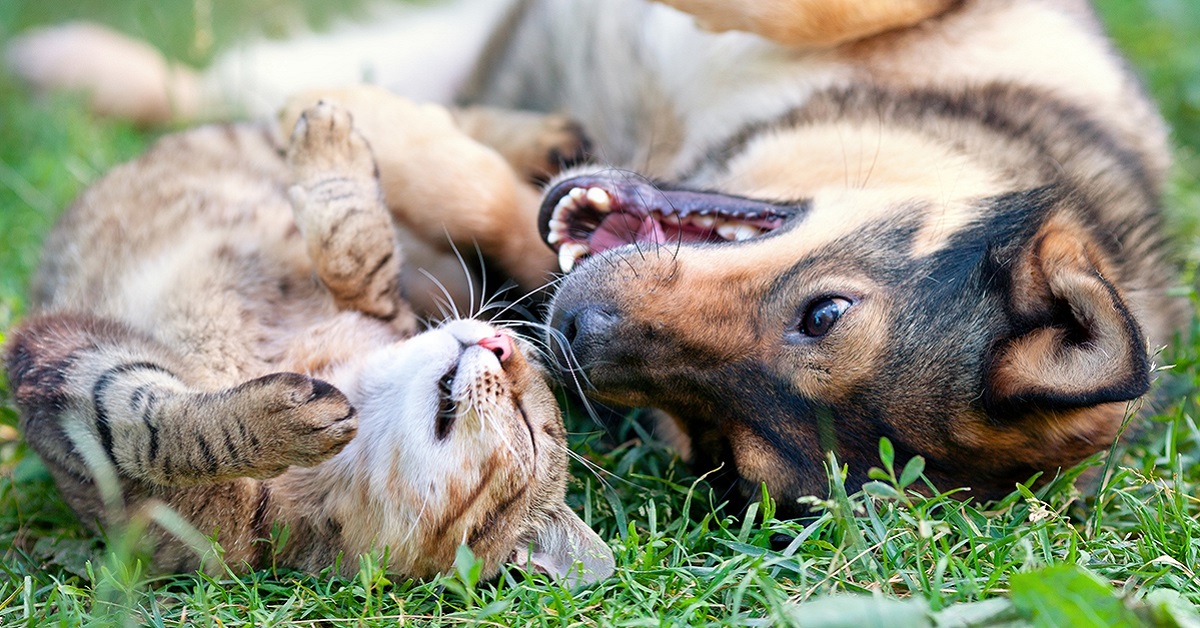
[510,0,1185,508]
[466,0,1184,508]
[9,0,1186,512]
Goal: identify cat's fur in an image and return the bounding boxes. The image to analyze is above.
[4,100,613,583]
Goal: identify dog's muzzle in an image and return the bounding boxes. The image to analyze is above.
[550,301,620,375]
[538,174,805,273]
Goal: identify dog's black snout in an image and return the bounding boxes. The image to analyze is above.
[551,303,620,371]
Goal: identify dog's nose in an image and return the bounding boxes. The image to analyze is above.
[553,303,619,369]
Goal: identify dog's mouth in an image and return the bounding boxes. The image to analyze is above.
[539,175,804,272]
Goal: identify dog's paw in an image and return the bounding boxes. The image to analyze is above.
[453,107,593,184]
[238,372,358,471]
[506,114,595,182]
[524,115,593,183]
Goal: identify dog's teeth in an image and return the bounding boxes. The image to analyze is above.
[585,187,612,212]
[733,224,761,241]
[553,195,575,222]
[715,221,763,241]
[690,215,715,229]
[547,220,569,245]
[558,242,589,273]
[569,187,587,202]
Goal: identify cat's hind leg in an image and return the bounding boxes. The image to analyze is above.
[286,101,416,334]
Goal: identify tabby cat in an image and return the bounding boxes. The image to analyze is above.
[4,100,614,584]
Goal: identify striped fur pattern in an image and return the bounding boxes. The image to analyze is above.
[5,102,612,582]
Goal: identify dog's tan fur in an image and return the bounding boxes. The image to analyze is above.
[6,0,1187,513]
[655,0,959,48]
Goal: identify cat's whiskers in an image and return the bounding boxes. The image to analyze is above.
[398,482,433,548]
[546,439,652,493]
[475,273,569,323]
[417,268,463,324]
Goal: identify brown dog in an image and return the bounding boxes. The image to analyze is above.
[468,0,1187,511]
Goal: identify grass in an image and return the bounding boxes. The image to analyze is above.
[1,1,1199,625]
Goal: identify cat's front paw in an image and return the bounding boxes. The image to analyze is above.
[287,100,377,186]
[237,372,358,473]
[283,100,408,326]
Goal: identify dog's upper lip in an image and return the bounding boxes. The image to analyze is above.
[538,175,805,272]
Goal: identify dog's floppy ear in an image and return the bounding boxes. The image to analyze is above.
[985,217,1150,414]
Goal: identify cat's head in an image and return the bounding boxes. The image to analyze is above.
[333,319,613,585]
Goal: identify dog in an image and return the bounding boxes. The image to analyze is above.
[8,0,1187,514]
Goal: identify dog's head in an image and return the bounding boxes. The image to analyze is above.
[538,89,1161,512]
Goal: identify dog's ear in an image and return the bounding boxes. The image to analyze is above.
[984,217,1150,415]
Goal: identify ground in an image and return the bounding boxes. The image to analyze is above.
[1,1,1199,625]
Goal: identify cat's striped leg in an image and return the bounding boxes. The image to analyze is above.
[278,86,558,292]
[286,100,416,334]
[5,313,357,488]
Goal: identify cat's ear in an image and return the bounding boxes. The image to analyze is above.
[520,504,614,586]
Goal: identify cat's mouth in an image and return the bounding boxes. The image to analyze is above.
[430,331,536,452]
[434,366,458,440]
[538,175,805,273]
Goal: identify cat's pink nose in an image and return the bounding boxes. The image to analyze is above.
[478,332,514,363]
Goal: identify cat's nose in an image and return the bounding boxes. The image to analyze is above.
[477,332,514,363]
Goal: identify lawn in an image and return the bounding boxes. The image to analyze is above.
[1,1,1199,626]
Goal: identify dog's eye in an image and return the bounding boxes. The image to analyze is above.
[800,297,851,337]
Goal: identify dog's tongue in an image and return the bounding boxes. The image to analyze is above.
[637,215,667,244]
[590,214,668,251]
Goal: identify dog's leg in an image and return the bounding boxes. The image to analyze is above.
[654,0,957,47]
[450,106,592,183]
[5,0,510,125]
[281,86,556,292]
[4,22,204,125]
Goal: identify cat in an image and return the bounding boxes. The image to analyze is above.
[4,99,613,584]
